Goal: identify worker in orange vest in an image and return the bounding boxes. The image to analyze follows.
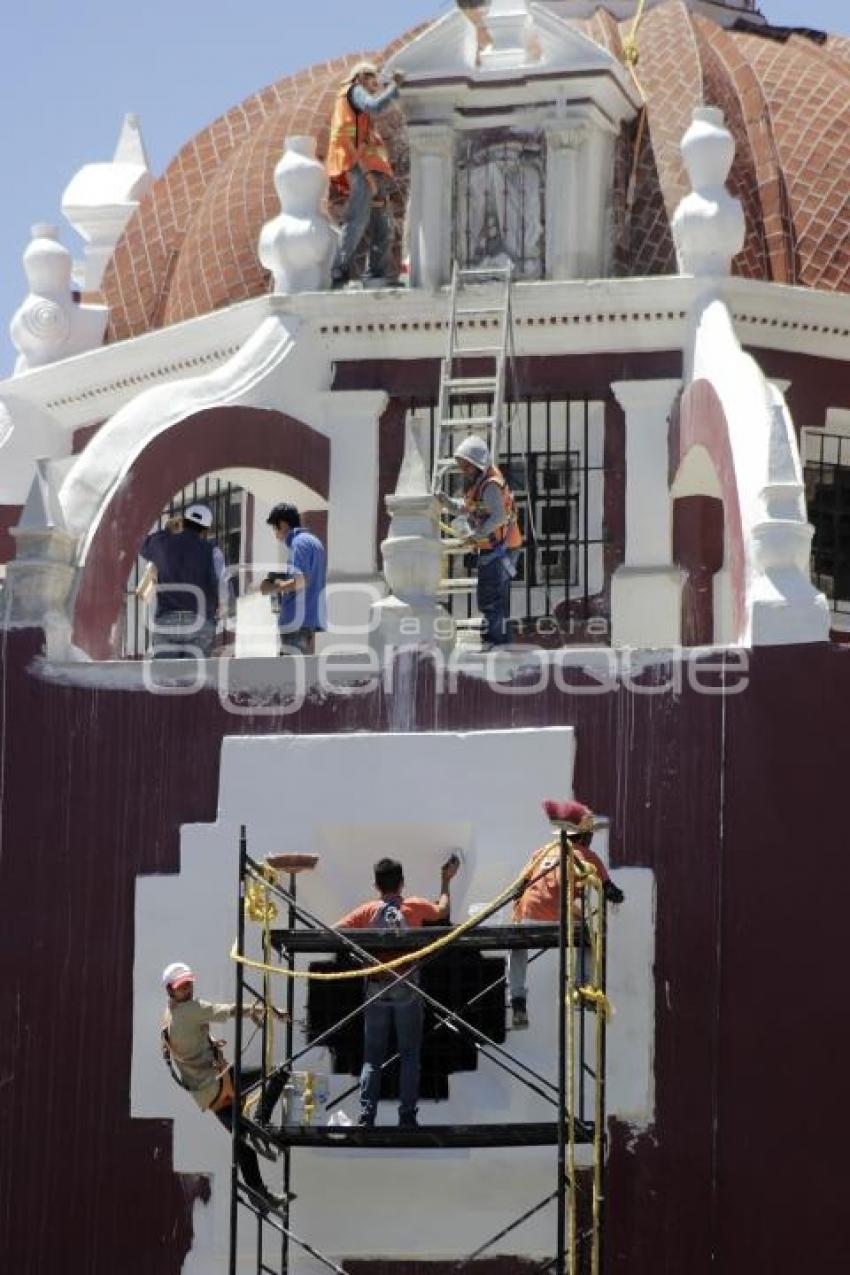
[509,801,625,1029]
[327,61,404,289]
[439,435,524,647]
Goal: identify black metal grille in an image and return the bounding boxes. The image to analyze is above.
[455,129,546,280]
[806,431,850,617]
[122,477,244,658]
[409,395,610,643]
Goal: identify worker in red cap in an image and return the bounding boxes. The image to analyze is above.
[509,801,624,1029]
[160,962,292,1212]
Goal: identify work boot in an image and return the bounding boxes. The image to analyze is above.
[257,1188,296,1214]
[357,1113,375,1128]
[511,997,529,1029]
[398,1110,419,1129]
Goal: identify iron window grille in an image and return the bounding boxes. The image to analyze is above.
[408,395,610,642]
[455,129,546,280]
[805,429,850,619]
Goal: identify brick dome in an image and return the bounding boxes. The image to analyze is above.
[102,2,850,342]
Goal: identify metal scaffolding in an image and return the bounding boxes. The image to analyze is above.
[228,825,609,1275]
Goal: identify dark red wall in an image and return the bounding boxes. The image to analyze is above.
[1,630,849,1274]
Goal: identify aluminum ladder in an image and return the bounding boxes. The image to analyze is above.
[431,261,514,495]
[432,261,515,630]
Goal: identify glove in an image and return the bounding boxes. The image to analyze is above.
[603,879,625,906]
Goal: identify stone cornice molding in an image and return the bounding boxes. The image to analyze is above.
[2,278,849,434]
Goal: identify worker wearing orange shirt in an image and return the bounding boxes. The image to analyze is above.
[336,853,461,1128]
[509,801,624,1029]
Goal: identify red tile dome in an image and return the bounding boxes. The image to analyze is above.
[101,3,850,342]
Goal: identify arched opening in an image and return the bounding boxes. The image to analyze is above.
[72,406,330,659]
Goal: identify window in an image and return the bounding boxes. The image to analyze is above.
[455,129,546,279]
[804,429,850,622]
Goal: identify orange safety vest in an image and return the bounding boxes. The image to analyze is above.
[326,85,394,193]
[463,466,524,554]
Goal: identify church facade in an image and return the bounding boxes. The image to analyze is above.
[1,3,849,1273]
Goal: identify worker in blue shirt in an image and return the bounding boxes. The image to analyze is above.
[260,503,327,655]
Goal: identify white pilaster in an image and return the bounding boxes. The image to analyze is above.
[407,126,454,291]
[319,390,386,578]
[544,124,585,280]
[611,378,683,648]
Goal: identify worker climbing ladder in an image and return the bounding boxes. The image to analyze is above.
[431,260,515,495]
[227,822,610,1275]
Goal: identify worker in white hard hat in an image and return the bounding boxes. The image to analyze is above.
[140,504,221,657]
[439,435,523,647]
[160,962,293,1213]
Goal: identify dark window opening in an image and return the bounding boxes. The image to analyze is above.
[805,431,850,618]
[306,951,506,1102]
[455,129,546,280]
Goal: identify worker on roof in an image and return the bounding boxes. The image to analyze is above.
[335,853,461,1129]
[326,60,404,289]
[160,962,292,1213]
[260,502,327,656]
[439,435,523,648]
[509,801,625,1030]
[140,504,222,658]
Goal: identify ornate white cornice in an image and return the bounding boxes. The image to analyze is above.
[1,277,848,435]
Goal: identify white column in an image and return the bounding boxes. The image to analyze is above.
[544,124,585,280]
[407,125,454,291]
[611,378,683,647]
[318,389,387,643]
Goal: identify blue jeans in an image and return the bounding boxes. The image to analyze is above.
[333,168,392,281]
[477,554,512,645]
[151,610,215,658]
[360,981,424,1122]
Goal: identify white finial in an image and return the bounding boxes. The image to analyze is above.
[258,136,337,295]
[113,112,150,169]
[62,112,153,291]
[10,225,107,374]
[672,106,745,277]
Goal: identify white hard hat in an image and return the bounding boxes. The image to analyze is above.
[184,503,213,529]
[162,961,194,989]
[454,435,490,470]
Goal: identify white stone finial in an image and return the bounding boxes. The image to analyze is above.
[465,1,540,72]
[258,135,337,295]
[62,112,153,292]
[10,225,108,375]
[113,112,150,168]
[671,106,745,277]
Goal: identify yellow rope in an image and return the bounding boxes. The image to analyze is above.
[233,861,536,982]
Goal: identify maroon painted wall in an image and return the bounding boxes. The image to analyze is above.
[1,631,849,1274]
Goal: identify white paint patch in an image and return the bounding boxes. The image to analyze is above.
[133,728,654,1272]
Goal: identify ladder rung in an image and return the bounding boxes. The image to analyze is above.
[456,306,504,318]
[445,377,498,391]
[438,579,476,594]
[450,347,501,359]
[458,265,513,277]
[441,415,495,429]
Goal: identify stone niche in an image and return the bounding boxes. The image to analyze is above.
[386,0,639,289]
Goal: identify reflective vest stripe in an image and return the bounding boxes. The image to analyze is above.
[463,466,523,552]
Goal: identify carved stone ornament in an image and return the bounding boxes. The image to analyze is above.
[258,136,337,295]
[10,224,107,374]
[672,106,745,277]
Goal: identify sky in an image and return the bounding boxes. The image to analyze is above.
[0,0,847,375]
